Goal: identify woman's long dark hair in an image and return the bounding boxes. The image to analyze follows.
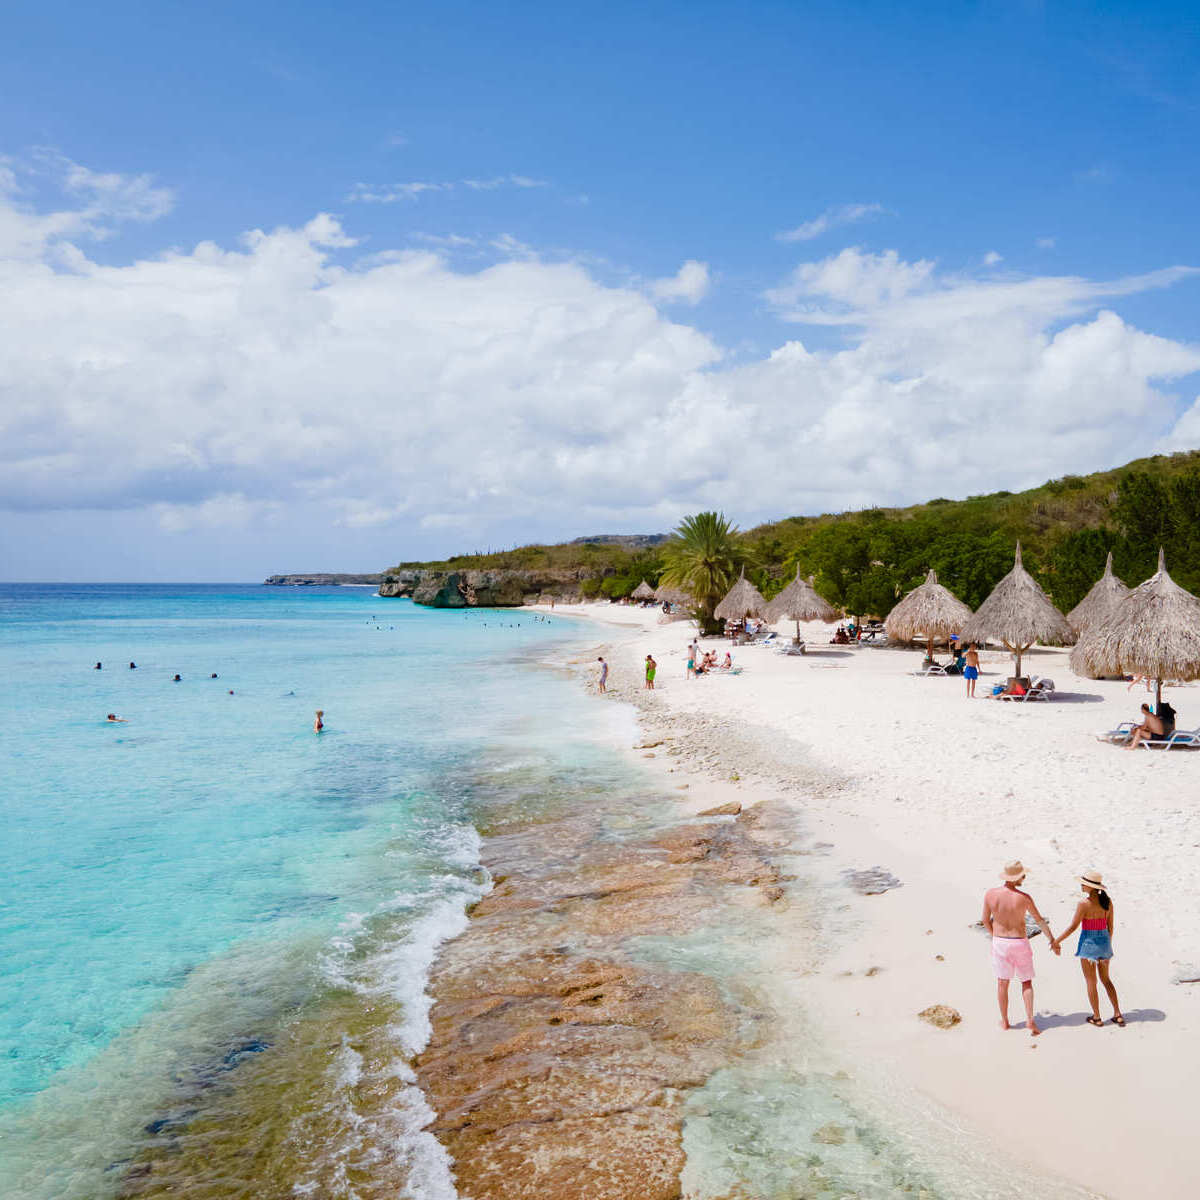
[1096,888,1111,911]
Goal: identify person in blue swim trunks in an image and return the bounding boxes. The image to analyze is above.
[963,644,980,698]
[1052,870,1125,1027]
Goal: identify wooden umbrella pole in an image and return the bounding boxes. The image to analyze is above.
[1156,678,1163,710]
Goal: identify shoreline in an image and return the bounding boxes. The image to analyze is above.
[529,601,1200,1200]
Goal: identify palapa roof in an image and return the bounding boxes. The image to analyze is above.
[653,582,692,606]
[884,569,973,641]
[630,579,656,600]
[960,543,1075,649]
[714,569,768,620]
[1066,552,1130,634]
[765,567,838,623]
[1070,549,1200,681]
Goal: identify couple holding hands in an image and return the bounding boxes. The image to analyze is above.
[983,862,1123,1036]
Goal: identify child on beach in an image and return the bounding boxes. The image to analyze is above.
[963,644,980,697]
[597,657,608,693]
[1051,871,1125,1027]
[644,655,656,690]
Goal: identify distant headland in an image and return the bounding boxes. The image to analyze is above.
[264,573,383,586]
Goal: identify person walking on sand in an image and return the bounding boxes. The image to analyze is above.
[314,709,324,733]
[963,644,980,698]
[644,654,657,690]
[1051,871,1125,1027]
[686,640,696,679]
[982,861,1059,1036]
[597,656,608,693]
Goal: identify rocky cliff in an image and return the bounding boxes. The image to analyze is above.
[379,568,605,607]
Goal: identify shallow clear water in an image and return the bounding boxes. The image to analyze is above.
[0,583,633,1198]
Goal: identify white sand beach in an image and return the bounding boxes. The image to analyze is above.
[547,601,1200,1200]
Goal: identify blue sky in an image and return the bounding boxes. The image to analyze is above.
[2,2,1199,579]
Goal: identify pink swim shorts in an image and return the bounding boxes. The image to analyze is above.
[991,936,1034,981]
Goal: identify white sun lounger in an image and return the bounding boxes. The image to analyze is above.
[1098,722,1200,749]
[911,663,947,676]
[996,676,1055,702]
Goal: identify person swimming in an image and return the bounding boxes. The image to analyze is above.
[105,713,127,723]
[210,673,218,679]
[129,662,137,670]
[94,662,102,670]
[314,709,324,733]
[172,674,181,682]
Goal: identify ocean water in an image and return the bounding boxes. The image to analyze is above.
[0,583,636,1199]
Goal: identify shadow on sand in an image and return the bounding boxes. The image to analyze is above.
[1033,1007,1166,1030]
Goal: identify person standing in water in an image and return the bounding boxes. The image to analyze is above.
[644,655,657,690]
[1051,871,1125,1027]
[597,657,608,693]
[982,861,1059,1036]
[963,644,980,698]
[314,710,324,733]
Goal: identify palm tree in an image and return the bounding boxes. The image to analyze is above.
[659,511,742,633]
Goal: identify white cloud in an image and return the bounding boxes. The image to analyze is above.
[463,174,546,191]
[983,251,1003,266]
[649,260,711,305]
[347,181,450,203]
[347,174,547,203]
[0,150,174,260]
[2,172,1199,559]
[776,202,884,243]
[1037,237,1056,249]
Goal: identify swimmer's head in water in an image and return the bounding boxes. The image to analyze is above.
[173,674,181,681]
[315,710,324,717]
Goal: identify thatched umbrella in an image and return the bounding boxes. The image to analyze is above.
[1070,549,1200,707]
[1066,552,1130,635]
[884,569,973,656]
[766,566,838,643]
[714,569,768,623]
[960,543,1074,677]
[653,582,691,608]
[631,579,655,602]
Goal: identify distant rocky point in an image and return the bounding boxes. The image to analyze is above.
[264,573,383,586]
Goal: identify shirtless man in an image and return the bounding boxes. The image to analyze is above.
[982,861,1060,1036]
[1127,702,1167,749]
[963,643,980,698]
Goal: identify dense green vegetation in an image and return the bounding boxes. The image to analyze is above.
[389,450,1200,616]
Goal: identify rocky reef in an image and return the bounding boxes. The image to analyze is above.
[413,800,790,1200]
[379,567,603,607]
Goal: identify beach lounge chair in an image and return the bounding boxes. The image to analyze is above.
[1096,722,1200,748]
[911,663,947,676]
[997,676,1055,702]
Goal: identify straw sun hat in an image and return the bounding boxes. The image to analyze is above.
[1079,870,1109,893]
[1002,861,1027,882]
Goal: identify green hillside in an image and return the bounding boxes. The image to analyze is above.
[390,449,1200,617]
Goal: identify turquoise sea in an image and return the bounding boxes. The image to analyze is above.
[0,583,636,1199]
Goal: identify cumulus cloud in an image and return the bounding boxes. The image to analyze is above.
[983,251,1003,266]
[776,202,884,243]
[649,260,711,305]
[2,173,1199,561]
